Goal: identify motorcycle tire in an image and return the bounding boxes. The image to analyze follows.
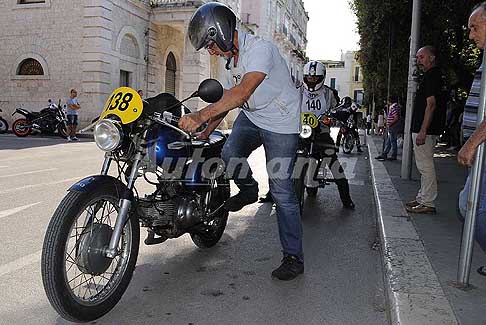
[306,187,318,197]
[191,177,230,248]
[57,122,68,139]
[0,117,8,134]
[343,133,354,154]
[41,186,140,323]
[294,164,307,215]
[12,118,31,137]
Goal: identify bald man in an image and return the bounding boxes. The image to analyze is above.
[406,45,446,214]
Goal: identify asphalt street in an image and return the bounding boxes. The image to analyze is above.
[0,132,387,325]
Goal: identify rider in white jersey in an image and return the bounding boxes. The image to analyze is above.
[260,61,355,209]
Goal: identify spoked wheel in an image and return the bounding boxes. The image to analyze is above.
[343,133,354,154]
[191,177,230,248]
[41,186,140,322]
[0,117,8,134]
[12,118,31,137]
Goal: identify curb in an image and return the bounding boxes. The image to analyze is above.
[367,136,458,324]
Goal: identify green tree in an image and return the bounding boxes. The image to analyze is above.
[351,0,483,107]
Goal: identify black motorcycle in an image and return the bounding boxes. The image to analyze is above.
[333,107,357,154]
[11,99,68,138]
[41,79,230,322]
[0,109,8,134]
[294,111,339,213]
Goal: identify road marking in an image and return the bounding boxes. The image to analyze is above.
[0,176,81,195]
[0,166,8,168]
[0,251,41,278]
[0,168,57,179]
[0,202,42,220]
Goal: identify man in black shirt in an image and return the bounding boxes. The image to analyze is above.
[406,46,445,214]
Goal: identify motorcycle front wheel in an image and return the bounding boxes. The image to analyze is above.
[41,186,140,322]
[293,164,307,215]
[12,118,31,137]
[343,133,354,154]
[57,122,68,139]
[0,117,8,134]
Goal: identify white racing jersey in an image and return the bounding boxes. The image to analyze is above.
[300,86,338,133]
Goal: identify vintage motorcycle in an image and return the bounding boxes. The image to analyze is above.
[41,79,230,322]
[294,111,337,213]
[333,107,357,154]
[0,109,8,134]
[11,99,68,138]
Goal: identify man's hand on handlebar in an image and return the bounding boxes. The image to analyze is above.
[178,111,206,133]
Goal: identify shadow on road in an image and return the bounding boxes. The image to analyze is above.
[0,134,93,150]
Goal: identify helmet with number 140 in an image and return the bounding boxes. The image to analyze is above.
[303,61,326,91]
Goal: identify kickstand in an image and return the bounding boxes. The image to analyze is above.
[207,202,226,217]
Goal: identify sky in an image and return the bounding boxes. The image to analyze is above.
[303,0,360,61]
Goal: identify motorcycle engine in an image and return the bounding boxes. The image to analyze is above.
[138,183,204,235]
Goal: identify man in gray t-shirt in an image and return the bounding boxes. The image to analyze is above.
[179,2,303,281]
[66,89,81,141]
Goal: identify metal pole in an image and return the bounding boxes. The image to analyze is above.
[401,0,421,180]
[457,48,486,285]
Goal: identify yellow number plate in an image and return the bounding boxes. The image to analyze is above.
[301,112,318,128]
[100,87,143,124]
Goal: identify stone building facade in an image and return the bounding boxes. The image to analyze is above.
[241,0,308,85]
[321,51,364,105]
[0,0,242,128]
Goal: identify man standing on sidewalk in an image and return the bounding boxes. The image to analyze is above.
[66,89,80,141]
[458,2,486,251]
[406,46,446,214]
[375,95,401,161]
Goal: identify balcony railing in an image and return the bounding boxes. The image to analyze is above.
[140,0,203,7]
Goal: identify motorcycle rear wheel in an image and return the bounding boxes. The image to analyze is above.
[0,117,8,134]
[41,187,140,322]
[191,177,230,248]
[343,134,354,154]
[12,118,31,137]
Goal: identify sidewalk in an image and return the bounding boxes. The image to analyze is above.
[368,135,486,325]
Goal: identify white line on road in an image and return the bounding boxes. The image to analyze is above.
[0,168,57,179]
[0,202,42,220]
[0,166,8,168]
[0,176,81,195]
[0,251,41,278]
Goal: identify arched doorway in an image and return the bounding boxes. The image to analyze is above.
[165,52,176,96]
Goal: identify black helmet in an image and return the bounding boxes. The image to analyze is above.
[188,2,237,52]
[341,96,352,107]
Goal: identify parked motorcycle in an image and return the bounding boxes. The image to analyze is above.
[41,80,229,322]
[294,111,337,213]
[0,109,8,134]
[333,107,357,154]
[11,99,68,138]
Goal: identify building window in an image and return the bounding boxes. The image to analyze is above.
[120,70,131,87]
[165,52,177,96]
[330,78,336,89]
[18,0,45,3]
[354,66,360,82]
[17,58,44,75]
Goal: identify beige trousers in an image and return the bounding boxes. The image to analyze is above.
[412,133,437,207]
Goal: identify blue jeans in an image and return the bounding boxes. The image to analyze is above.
[221,113,303,260]
[459,168,486,252]
[383,128,398,157]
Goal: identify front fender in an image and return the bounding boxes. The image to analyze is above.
[69,175,133,200]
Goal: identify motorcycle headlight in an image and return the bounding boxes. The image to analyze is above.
[300,124,313,139]
[94,119,123,152]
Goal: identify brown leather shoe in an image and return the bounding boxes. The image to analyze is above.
[406,204,436,214]
[405,200,420,208]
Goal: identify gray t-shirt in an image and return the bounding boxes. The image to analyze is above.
[66,97,79,116]
[223,30,300,134]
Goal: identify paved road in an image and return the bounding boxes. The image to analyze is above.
[0,133,387,325]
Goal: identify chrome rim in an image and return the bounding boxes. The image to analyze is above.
[63,196,133,306]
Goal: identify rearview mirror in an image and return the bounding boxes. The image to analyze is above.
[197,79,223,103]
